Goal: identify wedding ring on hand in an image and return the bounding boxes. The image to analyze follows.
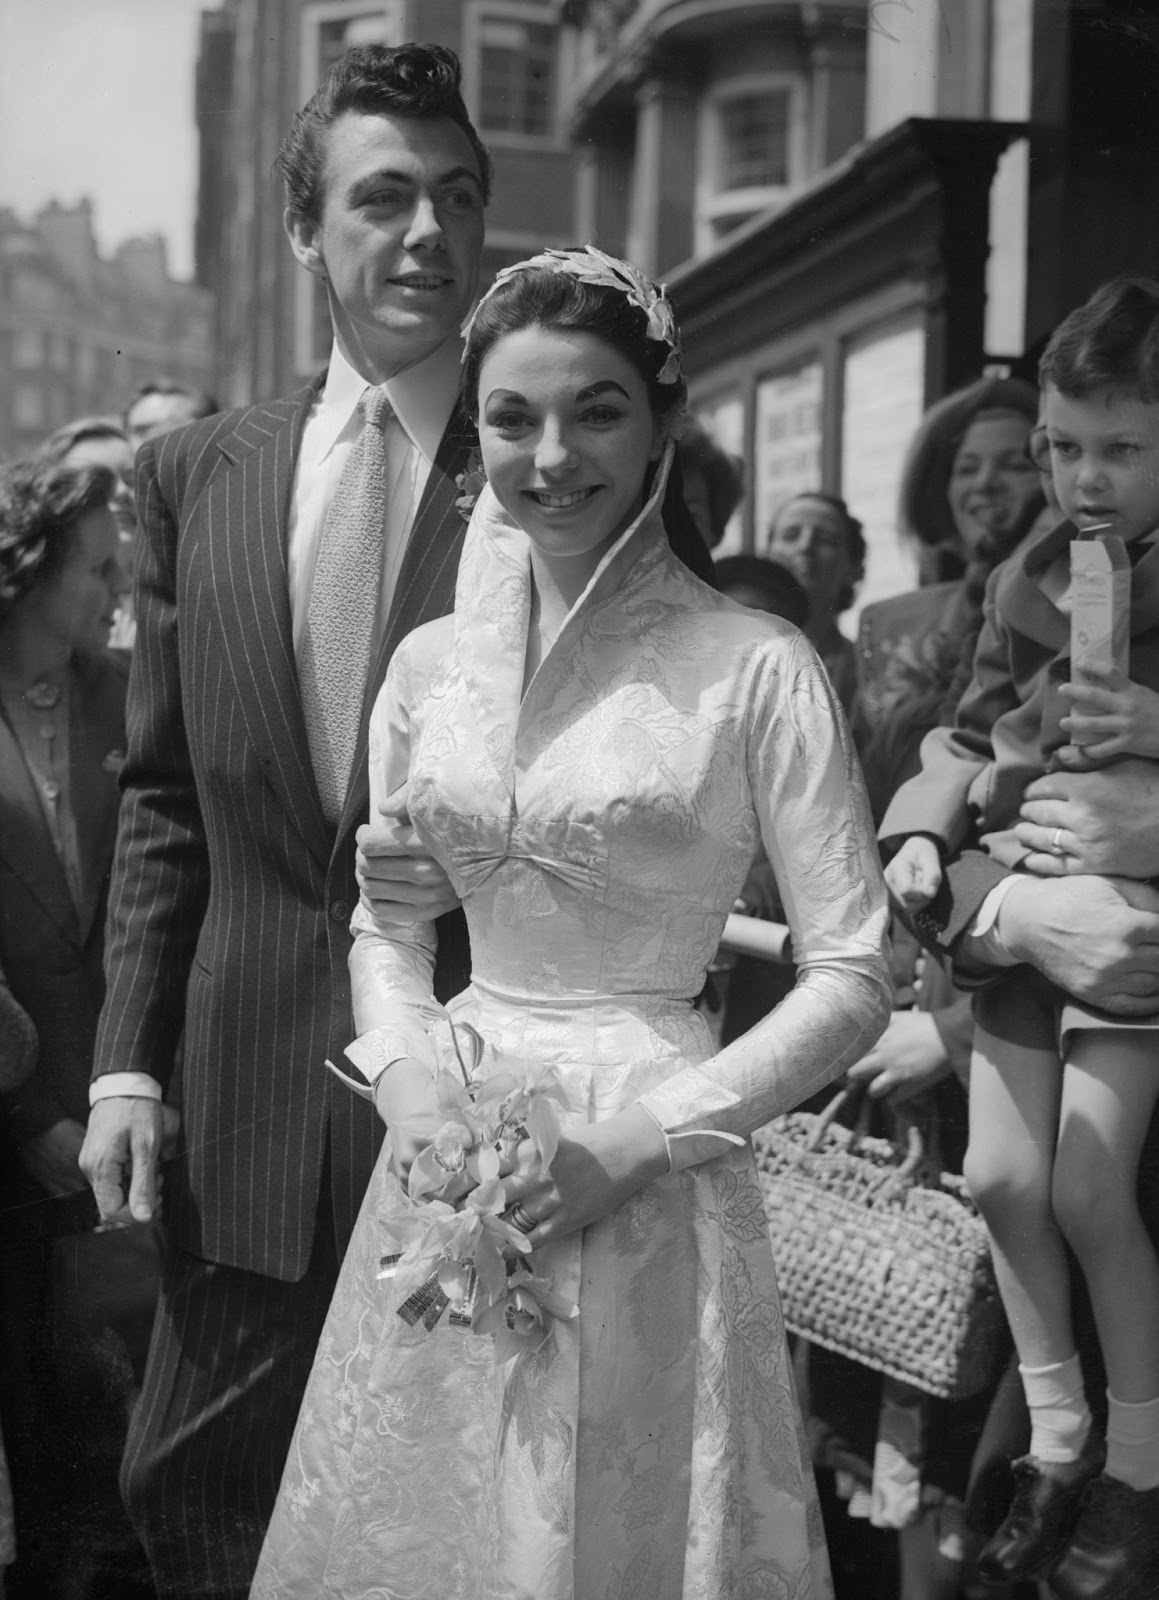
[509,1202,537,1235]
[1050,827,1066,857]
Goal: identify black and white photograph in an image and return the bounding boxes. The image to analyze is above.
[1,2,1158,1596]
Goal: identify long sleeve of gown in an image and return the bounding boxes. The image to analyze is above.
[638,636,892,1171]
[347,642,449,1081]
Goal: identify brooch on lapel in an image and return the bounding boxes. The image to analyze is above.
[454,450,486,524]
[102,749,125,775]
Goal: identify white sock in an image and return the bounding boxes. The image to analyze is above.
[1020,1355,1092,1464]
[1105,1391,1159,1490]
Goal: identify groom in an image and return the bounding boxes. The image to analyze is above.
[80,39,712,1600]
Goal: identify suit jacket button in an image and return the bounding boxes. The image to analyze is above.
[329,899,350,923]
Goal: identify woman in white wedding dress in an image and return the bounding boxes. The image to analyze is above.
[251,248,891,1600]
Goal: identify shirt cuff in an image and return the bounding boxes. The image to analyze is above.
[961,875,1022,969]
[89,1073,164,1105]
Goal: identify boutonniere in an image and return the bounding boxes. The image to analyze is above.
[454,449,486,524]
[102,748,125,775]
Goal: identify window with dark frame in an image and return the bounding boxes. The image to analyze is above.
[717,90,791,192]
[478,14,556,138]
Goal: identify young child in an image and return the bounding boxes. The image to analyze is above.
[880,276,1159,1600]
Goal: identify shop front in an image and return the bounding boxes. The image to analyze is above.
[669,116,1022,613]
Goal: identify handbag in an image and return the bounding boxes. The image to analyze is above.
[751,1086,1005,1400]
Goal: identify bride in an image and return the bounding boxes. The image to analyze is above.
[251,247,890,1600]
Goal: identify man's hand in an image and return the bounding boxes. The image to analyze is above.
[355,814,459,925]
[371,1057,442,1183]
[998,874,1159,1015]
[845,1011,952,1102]
[79,1096,164,1223]
[1014,760,1159,877]
[19,1117,88,1198]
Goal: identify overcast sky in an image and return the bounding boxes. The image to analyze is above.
[0,0,220,281]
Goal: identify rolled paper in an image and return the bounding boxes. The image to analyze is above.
[1071,528,1130,708]
[719,914,791,963]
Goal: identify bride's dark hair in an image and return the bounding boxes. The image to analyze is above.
[460,265,687,431]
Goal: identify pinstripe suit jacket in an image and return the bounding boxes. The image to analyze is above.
[92,383,477,1281]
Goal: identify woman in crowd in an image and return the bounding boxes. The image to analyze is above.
[38,417,138,647]
[856,377,1042,751]
[0,459,156,1599]
[252,247,891,1599]
[766,490,865,716]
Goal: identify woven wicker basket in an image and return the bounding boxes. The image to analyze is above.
[752,1088,1005,1400]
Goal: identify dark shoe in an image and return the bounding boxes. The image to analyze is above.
[1049,1474,1159,1600]
[974,1453,1102,1586]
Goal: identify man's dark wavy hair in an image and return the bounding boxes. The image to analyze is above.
[277,42,493,223]
[1039,274,1159,403]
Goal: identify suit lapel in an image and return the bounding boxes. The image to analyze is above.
[0,706,81,946]
[206,385,332,870]
[337,411,479,842]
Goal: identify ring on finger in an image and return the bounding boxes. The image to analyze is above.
[509,1202,537,1235]
[1050,826,1066,856]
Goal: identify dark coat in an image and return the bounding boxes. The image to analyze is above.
[0,648,128,1146]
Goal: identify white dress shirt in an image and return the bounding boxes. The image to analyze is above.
[93,336,464,1107]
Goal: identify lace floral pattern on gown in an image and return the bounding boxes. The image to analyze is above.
[251,456,891,1600]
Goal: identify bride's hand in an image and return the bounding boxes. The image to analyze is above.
[372,1058,443,1182]
[500,1105,669,1246]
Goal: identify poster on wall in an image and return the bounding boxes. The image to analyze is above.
[753,362,823,548]
[840,316,926,625]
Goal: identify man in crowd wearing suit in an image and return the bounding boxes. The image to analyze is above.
[79,41,711,1600]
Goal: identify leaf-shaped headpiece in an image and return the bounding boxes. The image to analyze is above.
[462,244,683,384]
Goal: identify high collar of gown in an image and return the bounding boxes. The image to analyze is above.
[452,441,677,799]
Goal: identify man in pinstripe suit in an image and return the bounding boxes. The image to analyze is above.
[75,44,496,1600]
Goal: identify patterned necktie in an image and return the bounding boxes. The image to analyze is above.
[299,384,392,826]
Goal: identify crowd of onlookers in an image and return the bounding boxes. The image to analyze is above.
[0,380,212,1598]
[4,265,1159,1600]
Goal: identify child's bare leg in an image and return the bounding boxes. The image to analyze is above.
[968,1021,1096,1588]
[965,1026,1074,1371]
[1047,1031,1159,1600]
[1054,1030,1159,1493]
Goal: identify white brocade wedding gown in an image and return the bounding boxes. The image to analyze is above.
[251,462,890,1600]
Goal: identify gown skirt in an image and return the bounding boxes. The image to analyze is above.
[250,978,834,1600]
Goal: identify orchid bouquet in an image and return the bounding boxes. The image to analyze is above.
[375,1021,579,1362]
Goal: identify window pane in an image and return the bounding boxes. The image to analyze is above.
[317,11,397,81]
[478,17,555,136]
[14,383,44,428]
[14,327,42,368]
[719,92,789,190]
